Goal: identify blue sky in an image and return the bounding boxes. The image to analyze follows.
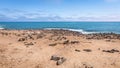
[0,0,120,21]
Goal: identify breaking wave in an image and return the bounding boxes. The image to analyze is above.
[0,25,5,30]
[44,28,97,34]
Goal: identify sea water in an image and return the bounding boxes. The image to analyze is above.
[0,22,120,34]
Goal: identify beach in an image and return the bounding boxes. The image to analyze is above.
[0,29,120,68]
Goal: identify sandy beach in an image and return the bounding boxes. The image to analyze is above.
[0,29,120,68]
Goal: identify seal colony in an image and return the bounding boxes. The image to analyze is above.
[0,29,120,68]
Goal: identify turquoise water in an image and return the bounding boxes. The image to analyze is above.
[0,22,120,34]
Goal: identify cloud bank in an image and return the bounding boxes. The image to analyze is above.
[0,8,120,21]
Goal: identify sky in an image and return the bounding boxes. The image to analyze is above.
[0,0,120,21]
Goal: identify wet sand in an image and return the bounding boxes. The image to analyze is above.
[0,29,120,68]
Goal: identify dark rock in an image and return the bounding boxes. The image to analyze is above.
[49,43,57,46]
[106,39,111,42]
[71,41,79,44]
[28,35,34,40]
[98,48,100,50]
[37,35,43,39]
[50,55,66,65]
[81,63,93,68]
[83,49,92,52]
[18,38,26,41]
[63,40,69,44]
[85,33,120,40]
[75,49,80,52]
[36,33,46,39]
[102,49,119,53]
[24,42,34,46]
[56,36,67,41]
[50,55,60,61]
[63,40,79,45]
[56,57,66,65]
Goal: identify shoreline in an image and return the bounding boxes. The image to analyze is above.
[1,28,120,34]
[1,29,120,40]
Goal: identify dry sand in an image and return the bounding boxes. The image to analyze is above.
[0,29,120,68]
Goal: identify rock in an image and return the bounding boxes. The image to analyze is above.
[71,41,79,44]
[24,42,34,46]
[50,55,60,61]
[56,57,66,65]
[36,33,46,39]
[83,49,92,52]
[56,36,67,41]
[63,40,69,44]
[81,63,93,68]
[75,49,80,52]
[49,43,57,46]
[37,35,43,39]
[106,39,111,42]
[50,55,66,65]
[28,35,34,40]
[63,40,79,45]
[102,49,119,53]
[18,38,26,41]
[111,49,119,52]
[98,48,101,50]
[85,33,120,40]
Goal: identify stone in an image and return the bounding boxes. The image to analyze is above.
[49,43,57,46]
[83,49,92,52]
[50,55,66,65]
[63,40,69,44]
[50,55,60,61]
[18,38,26,41]
[56,57,66,65]
[24,42,34,46]
[75,49,80,52]
[102,49,119,53]
[71,41,79,44]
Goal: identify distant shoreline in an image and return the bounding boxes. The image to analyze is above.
[1,28,120,35]
[0,29,120,40]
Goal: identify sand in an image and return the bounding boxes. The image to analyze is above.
[0,29,120,68]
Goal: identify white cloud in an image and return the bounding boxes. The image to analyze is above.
[0,9,120,21]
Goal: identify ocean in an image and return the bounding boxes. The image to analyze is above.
[0,22,120,34]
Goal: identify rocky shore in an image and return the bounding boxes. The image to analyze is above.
[0,29,120,68]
